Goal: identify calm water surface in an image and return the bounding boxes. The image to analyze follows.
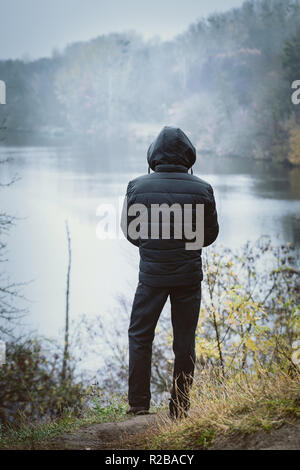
[1,145,299,341]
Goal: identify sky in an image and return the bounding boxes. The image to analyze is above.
[0,0,245,60]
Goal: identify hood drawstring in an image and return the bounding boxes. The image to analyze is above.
[191,167,193,175]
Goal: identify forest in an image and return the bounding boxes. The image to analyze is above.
[0,0,300,164]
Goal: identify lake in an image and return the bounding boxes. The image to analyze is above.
[0,145,299,342]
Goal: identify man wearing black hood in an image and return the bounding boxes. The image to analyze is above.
[121,126,219,418]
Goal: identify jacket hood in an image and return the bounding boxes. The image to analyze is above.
[147,126,196,171]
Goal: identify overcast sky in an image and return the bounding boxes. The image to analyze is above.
[0,0,245,60]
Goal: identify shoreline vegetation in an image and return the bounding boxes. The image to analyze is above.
[0,238,299,450]
[0,367,299,450]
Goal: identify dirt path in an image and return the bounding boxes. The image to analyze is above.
[210,419,300,450]
[49,416,300,450]
[52,414,159,450]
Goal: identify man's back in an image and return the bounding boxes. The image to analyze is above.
[123,126,219,287]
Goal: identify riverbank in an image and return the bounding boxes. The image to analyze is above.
[1,367,299,450]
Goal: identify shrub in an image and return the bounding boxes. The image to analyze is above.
[0,338,85,425]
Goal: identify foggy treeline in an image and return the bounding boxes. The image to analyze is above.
[0,0,300,164]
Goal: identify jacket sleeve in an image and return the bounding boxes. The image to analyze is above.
[203,186,219,247]
[120,181,140,247]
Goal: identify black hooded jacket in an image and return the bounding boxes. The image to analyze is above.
[121,126,219,287]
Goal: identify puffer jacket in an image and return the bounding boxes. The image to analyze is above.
[121,126,219,287]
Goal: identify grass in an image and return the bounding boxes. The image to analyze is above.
[0,394,129,450]
[1,367,299,450]
[144,366,300,450]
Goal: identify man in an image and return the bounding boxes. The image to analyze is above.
[121,126,219,419]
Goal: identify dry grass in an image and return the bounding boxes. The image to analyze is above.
[145,366,300,450]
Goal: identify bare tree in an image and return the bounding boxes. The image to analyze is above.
[61,220,72,382]
[0,158,25,338]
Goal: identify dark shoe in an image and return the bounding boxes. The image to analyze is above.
[126,406,150,416]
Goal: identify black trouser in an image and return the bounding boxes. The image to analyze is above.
[128,281,201,409]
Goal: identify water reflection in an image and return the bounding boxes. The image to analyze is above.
[0,145,299,340]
